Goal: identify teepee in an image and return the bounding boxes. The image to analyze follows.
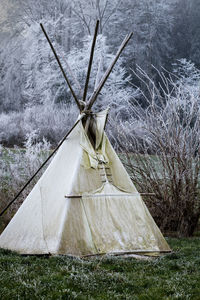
[0,21,171,256]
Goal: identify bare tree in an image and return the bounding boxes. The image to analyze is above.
[71,0,122,34]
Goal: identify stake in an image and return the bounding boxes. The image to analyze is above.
[40,23,81,111]
[86,32,133,110]
[0,114,85,217]
[82,20,99,103]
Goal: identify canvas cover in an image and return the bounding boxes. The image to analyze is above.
[0,110,171,255]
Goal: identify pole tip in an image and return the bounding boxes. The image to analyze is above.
[129,32,133,38]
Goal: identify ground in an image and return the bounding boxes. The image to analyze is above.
[0,238,200,299]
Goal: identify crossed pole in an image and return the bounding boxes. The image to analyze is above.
[0,21,132,217]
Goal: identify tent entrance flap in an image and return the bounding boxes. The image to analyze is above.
[81,108,109,151]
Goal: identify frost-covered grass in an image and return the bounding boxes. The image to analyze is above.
[0,238,200,299]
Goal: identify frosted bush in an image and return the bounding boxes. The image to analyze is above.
[113,60,200,237]
[0,102,78,146]
[0,112,24,146]
[0,131,51,225]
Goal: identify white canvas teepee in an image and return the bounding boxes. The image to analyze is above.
[0,110,170,255]
[0,21,171,256]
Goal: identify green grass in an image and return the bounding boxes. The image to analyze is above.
[0,238,200,299]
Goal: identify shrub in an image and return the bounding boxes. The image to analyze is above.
[111,61,200,237]
[0,102,77,147]
[0,132,51,231]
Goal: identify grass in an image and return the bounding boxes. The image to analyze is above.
[0,150,200,298]
[0,238,200,299]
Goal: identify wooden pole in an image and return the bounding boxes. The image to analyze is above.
[65,193,155,198]
[0,114,85,217]
[86,32,133,110]
[82,20,99,103]
[40,23,81,111]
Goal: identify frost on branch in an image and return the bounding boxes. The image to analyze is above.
[112,60,200,237]
[0,132,51,231]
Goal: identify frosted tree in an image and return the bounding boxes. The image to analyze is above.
[0,0,182,116]
[0,0,189,147]
[0,0,76,112]
[171,0,200,67]
[172,0,191,61]
[65,33,137,119]
[188,0,200,68]
[0,34,25,112]
[105,0,175,80]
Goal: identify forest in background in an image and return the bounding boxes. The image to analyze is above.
[0,0,200,146]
